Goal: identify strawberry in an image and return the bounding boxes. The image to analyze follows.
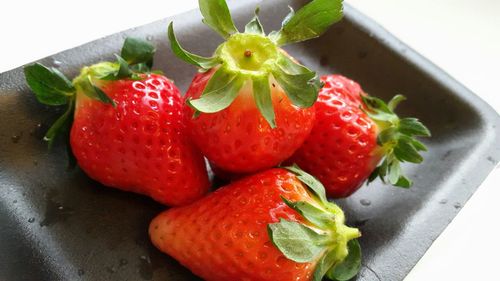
[168,0,344,173]
[288,74,431,197]
[24,38,209,206]
[150,166,361,281]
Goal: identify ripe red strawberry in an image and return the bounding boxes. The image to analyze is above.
[184,69,315,173]
[24,38,209,206]
[288,74,431,197]
[168,0,344,173]
[150,166,361,281]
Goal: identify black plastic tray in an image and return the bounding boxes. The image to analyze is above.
[1,1,499,280]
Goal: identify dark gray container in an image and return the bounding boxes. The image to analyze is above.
[1,0,499,280]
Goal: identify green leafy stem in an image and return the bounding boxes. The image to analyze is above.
[268,165,362,281]
[169,0,344,128]
[362,95,431,188]
[23,37,157,164]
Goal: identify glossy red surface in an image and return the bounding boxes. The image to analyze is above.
[71,74,209,206]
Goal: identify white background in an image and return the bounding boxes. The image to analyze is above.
[1,0,499,280]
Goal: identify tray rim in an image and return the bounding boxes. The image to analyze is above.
[1,1,500,281]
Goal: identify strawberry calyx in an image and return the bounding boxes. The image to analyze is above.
[23,37,157,163]
[268,165,361,281]
[169,0,344,128]
[361,95,431,188]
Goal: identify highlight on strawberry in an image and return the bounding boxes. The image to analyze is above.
[23,38,210,206]
[169,0,344,174]
[288,74,431,198]
[149,165,361,281]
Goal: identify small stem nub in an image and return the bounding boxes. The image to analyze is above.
[244,49,252,57]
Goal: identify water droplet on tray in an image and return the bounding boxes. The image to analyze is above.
[40,189,75,227]
[439,199,447,204]
[52,59,62,67]
[360,199,371,206]
[454,202,462,209]
[11,134,21,143]
[119,258,128,266]
[138,255,153,280]
[28,217,35,223]
[30,123,44,138]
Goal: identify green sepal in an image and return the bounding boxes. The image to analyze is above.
[120,37,155,68]
[168,0,344,127]
[395,175,412,188]
[282,6,296,27]
[187,67,245,113]
[327,239,362,281]
[267,5,294,39]
[252,75,276,128]
[267,219,328,263]
[23,63,75,106]
[388,159,402,185]
[115,55,134,79]
[23,37,162,168]
[281,196,334,229]
[367,167,379,184]
[97,37,156,81]
[362,94,430,189]
[270,0,344,46]
[313,247,341,281]
[77,75,116,107]
[361,95,397,123]
[244,7,265,35]
[394,135,423,163]
[387,94,406,111]
[99,55,134,81]
[285,164,328,204]
[198,0,238,39]
[399,117,431,137]
[93,84,117,107]
[376,127,397,146]
[44,97,75,148]
[269,165,361,281]
[272,52,321,108]
[167,22,220,69]
[130,63,151,73]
